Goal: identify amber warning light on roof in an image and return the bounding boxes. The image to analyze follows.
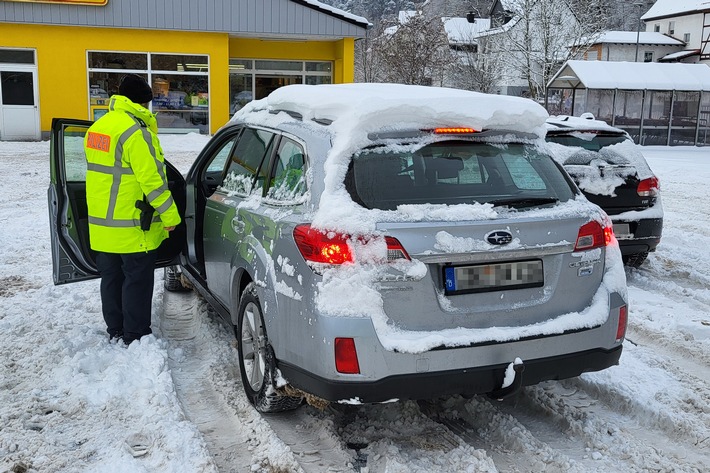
[5,0,108,6]
[432,127,478,134]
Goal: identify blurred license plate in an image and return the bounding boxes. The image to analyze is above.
[613,223,633,240]
[444,260,544,295]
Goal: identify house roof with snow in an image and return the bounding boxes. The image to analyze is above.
[587,31,685,46]
[443,17,491,44]
[548,60,710,91]
[641,0,710,21]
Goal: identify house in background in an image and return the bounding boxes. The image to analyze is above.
[641,0,710,63]
[474,0,582,97]
[578,31,686,63]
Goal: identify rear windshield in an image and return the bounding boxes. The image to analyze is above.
[546,133,627,150]
[345,141,576,210]
[546,133,631,166]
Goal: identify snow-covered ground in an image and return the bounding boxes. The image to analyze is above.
[1,135,708,473]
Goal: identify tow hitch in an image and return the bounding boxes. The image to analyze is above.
[488,358,524,400]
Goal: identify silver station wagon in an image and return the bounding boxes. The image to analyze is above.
[49,84,628,412]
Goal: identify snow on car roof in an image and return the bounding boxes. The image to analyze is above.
[545,114,626,133]
[235,83,549,139]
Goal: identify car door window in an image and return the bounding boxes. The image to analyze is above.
[64,125,90,182]
[266,137,307,201]
[221,128,274,195]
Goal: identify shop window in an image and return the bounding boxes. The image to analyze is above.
[152,74,209,132]
[229,73,253,115]
[305,76,332,85]
[229,59,333,114]
[88,52,147,70]
[305,62,332,73]
[0,49,34,64]
[87,51,209,133]
[255,60,302,71]
[152,54,208,73]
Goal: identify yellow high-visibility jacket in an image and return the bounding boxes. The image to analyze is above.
[84,95,181,253]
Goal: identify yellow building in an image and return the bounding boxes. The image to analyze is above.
[0,0,368,140]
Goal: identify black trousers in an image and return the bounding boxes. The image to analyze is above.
[95,250,158,343]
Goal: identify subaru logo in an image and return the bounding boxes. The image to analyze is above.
[486,230,513,246]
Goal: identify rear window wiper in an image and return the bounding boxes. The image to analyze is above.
[489,197,559,208]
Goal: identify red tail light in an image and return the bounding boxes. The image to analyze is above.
[335,338,360,374]
[637,176,659,197]
[293,225,353,264]
[616,305,628,342]
[575,220,613,251]
[385,236,410,262]
[293,224,410,265]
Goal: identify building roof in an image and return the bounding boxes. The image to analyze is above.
[589,31,685,46]
[659,49,701,61]
[641,0,710,21]
[443,17,491,44]
[0,0,369,38]
[548,60,710,91]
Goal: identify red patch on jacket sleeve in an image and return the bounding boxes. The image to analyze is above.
[86,132,111,152]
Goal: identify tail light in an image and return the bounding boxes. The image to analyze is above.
[293,224,410,265]
[637,177,659,197]
[575,220,613,251]
[335,338,360,374]
[616,305,628,342]
[293,225,352,264]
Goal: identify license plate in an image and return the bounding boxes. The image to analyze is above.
[613,223,633,240]
[444,260,544,295]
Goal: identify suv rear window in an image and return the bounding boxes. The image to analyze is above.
[546,132,627,151]
[345,141,576,210]
[546,133,631,166]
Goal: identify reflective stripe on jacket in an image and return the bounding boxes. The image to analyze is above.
[84,95,181,253]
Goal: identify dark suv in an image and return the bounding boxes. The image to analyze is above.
[545,115,663,267]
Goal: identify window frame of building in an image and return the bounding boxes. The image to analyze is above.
[668,21,675,35]
[0,48,36,65]
[229,59,333,115]
[653,24,660,33]
[644,51,654,63]
[684,33,691,43]
[86,51,210,133]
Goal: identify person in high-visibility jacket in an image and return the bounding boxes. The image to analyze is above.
[84,74,181,345]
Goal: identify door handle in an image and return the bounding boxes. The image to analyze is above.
[231,217,245,233]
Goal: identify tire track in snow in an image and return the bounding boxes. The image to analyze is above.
[160,290,359,473]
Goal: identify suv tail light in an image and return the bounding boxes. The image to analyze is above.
[637,176,659,197]
[574,220,613,251]
[293,225,352,264]
[293,224,410,265]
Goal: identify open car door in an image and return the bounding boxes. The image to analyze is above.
[48,118,186,285]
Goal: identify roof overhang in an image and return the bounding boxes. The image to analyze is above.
[548,60,710,91]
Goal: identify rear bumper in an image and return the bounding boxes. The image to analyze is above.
[613,217,663,255]
[279,345,622,403]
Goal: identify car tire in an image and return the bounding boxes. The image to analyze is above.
[164,265,190,292]
[236,283,302,413]
[623,252,648,268]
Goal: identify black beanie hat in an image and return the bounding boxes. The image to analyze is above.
[118,74,153,104]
